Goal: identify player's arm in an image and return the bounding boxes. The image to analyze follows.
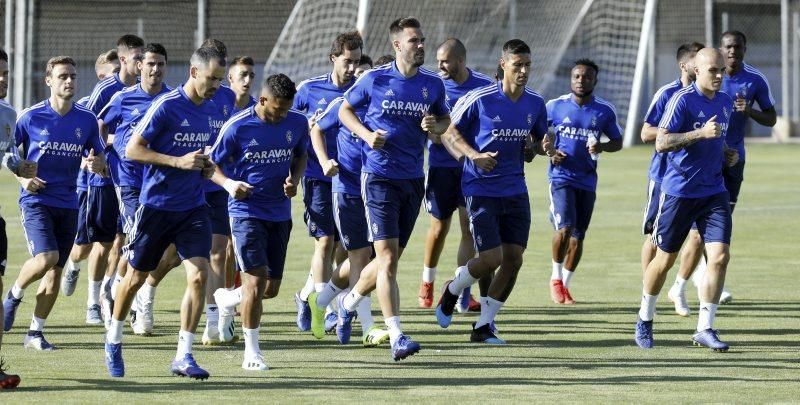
[723,141,739,167]
[592,136,622,154]
[339,99,386,149]
[442,124,497,171]
[655,115,721,153]
[421,113,451,144]
[734,91,777,127]
[285,149,307,198]
[640,122,658,143]
[126,133,209,171]
[98,120,115,147]
[309,124,338,177]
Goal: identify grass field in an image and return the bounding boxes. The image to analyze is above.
[0,143,798,403]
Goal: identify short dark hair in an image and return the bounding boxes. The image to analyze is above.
[116,34,145,51]
[721,30,747,46]
[330,31,363,58]
[502,39,530,57]
[1,48,9,63]
[676,42,704,62]
[359,54,373,67]
[375,54,395,66]
[46,56,76,77]
[263,73,296,99]
[190,46,226,68]
[574,58,599,75]
[495,63,503,80]
[143,43,168,61]
[389,17,421,37]
[438,38,467,60]
[230,56,254,67]
[201,38,227,59]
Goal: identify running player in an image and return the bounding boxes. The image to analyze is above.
[419,38,493,312]
[3,56,107,350]
[434,39,549,344]
[635,48,735,352]
[546,59,622,304]
[337,17,450,360]
[103,47,223,379]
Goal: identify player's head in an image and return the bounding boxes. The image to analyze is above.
[390,17,425,68]
[571,58,598,98]
[116,34,145,77]
[201,38,228,63]
[330,31,363,84]
[355,54,373,78]
[45,56,77,100]
[94,49,120,81]
[720,30,747,69]
[139,43,167,88]
[436,38,467,80]
[228,56,255,97]
[499,39,531,86]
[375,54,395,66]
[189,47,226,100]
[693,47,724,93]
[676,42,704,81]
[258,73,296,123]
[0,48,8,99]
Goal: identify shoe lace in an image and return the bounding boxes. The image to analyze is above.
[636,321,651,337]
[184,354,199,367]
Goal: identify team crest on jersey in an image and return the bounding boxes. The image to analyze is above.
[343,235,350,246]
[286,130,293,144]
[554,213,562,225]
[590,116,597,128]
[371,222,378,235]
[223,105,230,117]
[421,87,429,100]
[310,221,317,233]
[526,113,533,126]
[75,127,82,139]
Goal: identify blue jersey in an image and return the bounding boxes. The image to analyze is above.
[210,106,309,222]
[314,97,367,195]
[644,79,684,182]
[100,84,172,188]
[87,74,129,187]
[294,74,354,182]
[345,63,449,179]
[15,100,105,208]
[204,86,239,193]
[452,82,547,197]
[658,83,733,198]
[429,69,494,168]
[232,95,256,115]
[546,94,623,192]
[136,86,223,211]
[75,96,91,191]
[720,62,774,160]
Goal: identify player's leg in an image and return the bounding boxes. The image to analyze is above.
[0,274,20,389]
[670,229,702,316]
[85,242,112,324]
[715,160,744,304]
[459,206,484,313]
[640,180,661,274]
[202,233,228,345]
[62,189,91,297]
[559,188,595,304]
[548,182,575,304]
[421,215,450,308]
[297,178,335,332]
[132,244,180,335]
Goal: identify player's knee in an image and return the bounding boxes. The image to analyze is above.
[502,253,524,272]
[707,251,730,270]
[36,251,60,270]
[555,226,571,241]
[186,268,207,290]
[478,249,502,271]
[264,280,281,299]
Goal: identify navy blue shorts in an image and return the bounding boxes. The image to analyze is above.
[333,192,370,251]
[652,191,732,253]
[723,160,745,210]
[642,179,661,235]
[425,166,464,220]
[466,193,531,252]
[126,205,212,272]
[362,173,424,248]
[20,202,78,268]
[205,190,231,236]
[230,217,292,279]
[117,186,140,235]
[548,182,596,240]
[75,189,90,245]
[84,185,119,243]
[303,177,337,238]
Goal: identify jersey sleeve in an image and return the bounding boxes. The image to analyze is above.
[603,105,623,140]
[292,84,309,113]
[754,75,775,111]
[98,91,123,133]
[209,121,241,169]
[344,72,375,109]
[658,93,686,133]
[84,115,106,153]
[451,94,479,138]
[644,91,670,126]
[293,121,310,157]
[135,99,167,144]
[87,85,112,116]
[14,113,29,157]
[532,100,548,141]
[430,79,450,116]
[315,98,343,133]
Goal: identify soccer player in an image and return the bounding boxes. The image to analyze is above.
[545,59,622,304]
[3,56,107,350]
[95,49,121,81]
[209,73,307,371]
[419,38,493,312]
[686,30,777,305]
[228,56,257,113]
[337,17,450,360]
[433,39,548,344]
[640,42,704,317]
[635,47,735,352]
[293,31,363,334]
[103,47,223,379]
[62,35,144,328]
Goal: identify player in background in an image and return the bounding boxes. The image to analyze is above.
[434,39,548,344]
[228,56,257,114]
[95,50,121,81]
[103,47,223,379]
[635,48,736,352]
[685,30,777,305]
[61,35,144,328]
[545,59,623,304]
[293,31,363,334]
[210,74,307,371]
[419,38,493,312]
[337,17,450,360]
[3,56,107,350]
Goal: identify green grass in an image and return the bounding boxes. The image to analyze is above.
[1,144,798,403]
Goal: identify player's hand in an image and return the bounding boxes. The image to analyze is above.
[421,114,438,133]
[17,160,38,179]
[201,160,215,179]
[223,178,254,200]
[471,151,498,172]
[550,150,568,166]
[699,115,722,139]
[322,159,339,177]
[724,148,739,167]
[175,149,210,171]
[20,177,46,194]
[365,129,387,150]
[86,148,108,177]
[427,131,442,144]
[523,138,536,162]
[542,133,557,157]
[734,93,749,114]
[284,176,298,198]
[587,139,602,155]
